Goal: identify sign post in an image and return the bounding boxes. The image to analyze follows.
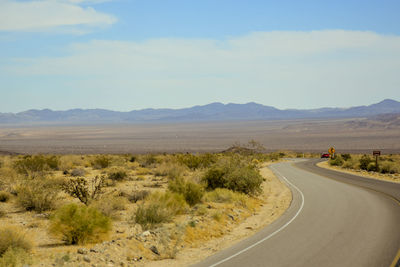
[373,150,381,170]
[328,147,335,159]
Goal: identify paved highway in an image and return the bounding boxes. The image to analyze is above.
[194,159,400,267]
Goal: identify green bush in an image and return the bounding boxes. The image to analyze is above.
[0,191,11,203]
[341,154,352,161]
[0,226,32,257]
[359,155,372,170]
[329,155,344,166]
[379,161,398,174]
[16,180,60,212]
[202,158,263,195]
[92,156,111,169]
[50,203,111,245]
[367,162,378,172]
[0,247,31,267]
[134,192,187,229]
[168,178,204,206]
[108,170,127,181]
[137,154,158,167]
[13,155,59,176]
[176,153,217,170]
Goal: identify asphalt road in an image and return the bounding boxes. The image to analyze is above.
[193,159,400,267]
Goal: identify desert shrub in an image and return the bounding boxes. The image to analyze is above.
[359,155,372,170]
[379,161,398,174]
[13,155,59,176]
[367,162,378,172]
[92,155,111,169]
[154,163,187,180]
[50,203,111,245]
[137,154,158,167]
[176,153,217,170]
[70,168,85,177]
[329,155,344,166]
[134,204,171,230]
[0,226,33,257]
[134,192,187,229]
[168,178,204,206]
[204,188,249,208]
[108,170,127,181]
[91,195,127,219]
[0,247,32,267]
[0,191,11,203]
[342,158,358,169]
[202,158,263,195]
[16,179,60,212]
[125,190,150,203]
[341,154,352,161]
[62,176,105,205]
[129,156,136,163]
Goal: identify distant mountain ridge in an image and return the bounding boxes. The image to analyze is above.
[1,99,399,124]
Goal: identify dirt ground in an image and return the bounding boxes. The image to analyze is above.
[0,157,291,266]
[1,118,399,155]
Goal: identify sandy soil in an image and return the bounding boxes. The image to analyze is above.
[317,161,400,184]
[145,164,292,266]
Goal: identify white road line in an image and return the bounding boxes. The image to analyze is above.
[209,164,305,267]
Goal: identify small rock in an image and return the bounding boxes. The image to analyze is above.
[77,248,88,255]
[83,256,91,263]
[141,230,151,237]
[149,245,159,255]
[116,229,125,234]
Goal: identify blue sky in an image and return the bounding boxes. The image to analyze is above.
[1,0,400,112]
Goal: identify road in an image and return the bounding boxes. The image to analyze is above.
[193,159,400,267]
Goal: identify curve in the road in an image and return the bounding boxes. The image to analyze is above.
[194,159,400,267]
[208,168,305,267]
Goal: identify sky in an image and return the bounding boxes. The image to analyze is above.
[0,0,400,113]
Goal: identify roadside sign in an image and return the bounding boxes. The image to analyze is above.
[373,150,381,156]
[328,147,335,154]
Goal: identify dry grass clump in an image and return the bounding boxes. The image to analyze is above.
[91,194,127,219]
[125,190,150,203]
[0,247,32,267]
[134,191,188,229]
[13,155,59,177]
[91,155,112,169]
[204,188,255,210]
[107,168,128,181]
[154,162,188,180]
[168,178,204,206]
[0,226,33,257]
[50,203,111,245]
[16,179,61,212]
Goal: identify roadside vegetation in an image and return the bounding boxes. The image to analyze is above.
[328,153,400,181]
[0,142,294,266]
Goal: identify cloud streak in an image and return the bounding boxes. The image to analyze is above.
[2,30,400,110]
[0,0,116,32]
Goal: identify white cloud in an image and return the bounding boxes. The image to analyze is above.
[0,0,116,32]
[3,30,400,109]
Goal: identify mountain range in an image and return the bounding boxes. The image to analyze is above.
[0,99,399,124]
